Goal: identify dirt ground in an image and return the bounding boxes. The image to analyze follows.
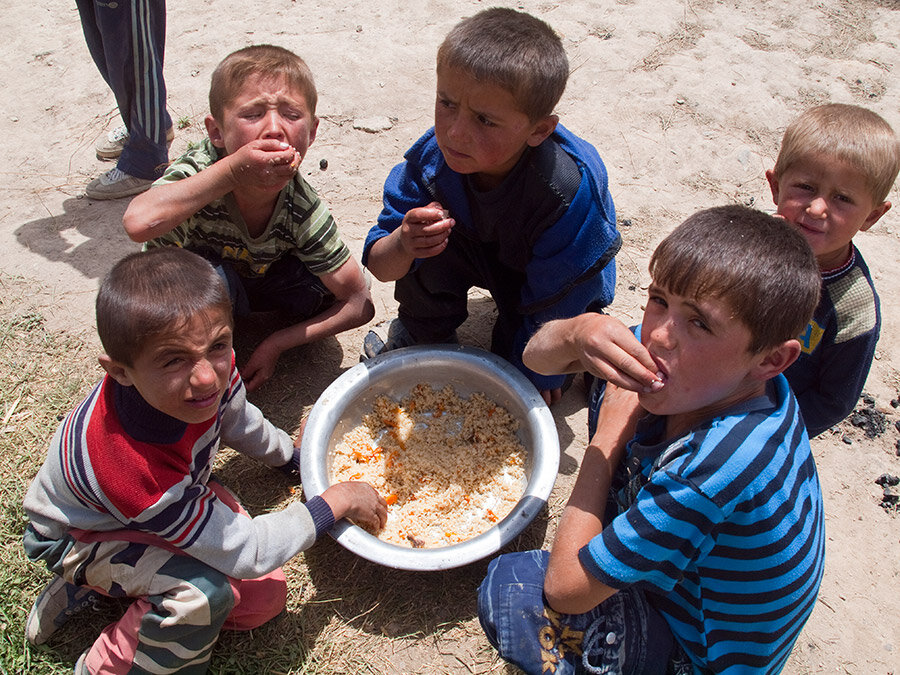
[3,0,900,672]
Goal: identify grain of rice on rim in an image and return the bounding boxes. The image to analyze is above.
[330,383,526,548]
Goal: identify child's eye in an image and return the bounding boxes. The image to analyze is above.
[282,110,302,121]
[438,98,455,110]
[163,357,185,368]
[690,318,711,332]
[477,114,496,127]
[647,295,666,308]
[834,193,854,204]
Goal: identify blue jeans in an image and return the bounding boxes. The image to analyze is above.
[478,550,682,675]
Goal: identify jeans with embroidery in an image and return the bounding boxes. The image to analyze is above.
[478,550,680,675]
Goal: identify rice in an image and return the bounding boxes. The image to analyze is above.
[330,383,527,548]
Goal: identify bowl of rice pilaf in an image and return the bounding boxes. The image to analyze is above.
[300,345,559,571]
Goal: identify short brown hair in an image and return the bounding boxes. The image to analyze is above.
[209,44,317,121]
[649,205,820,354]
[97,248,232,366]
[436,8,568,121]
[773,103,900,204]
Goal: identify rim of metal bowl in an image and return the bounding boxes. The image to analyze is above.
[300,345,559,571]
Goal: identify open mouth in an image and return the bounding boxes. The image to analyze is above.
[189,391,221,408]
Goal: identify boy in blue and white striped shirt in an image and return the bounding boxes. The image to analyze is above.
[479,205,825,674]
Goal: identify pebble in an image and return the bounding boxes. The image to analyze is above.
[875,473,900,487]
[319,158,328,170]
[352,116,393,133]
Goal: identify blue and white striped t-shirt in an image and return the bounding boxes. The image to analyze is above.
[579,374,825,673]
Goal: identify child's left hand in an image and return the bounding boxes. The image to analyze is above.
[241,341,282,391]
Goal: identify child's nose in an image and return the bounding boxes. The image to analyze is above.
[191,359,218,388]
[807,196,828,217]
[261,110,285,140]
[647,319,676,351]
[446,115,467,143]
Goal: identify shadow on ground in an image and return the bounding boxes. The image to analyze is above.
[14,197,139,281]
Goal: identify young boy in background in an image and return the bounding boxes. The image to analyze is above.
[479,206,824,674]
[766,103,900,436]
[124,44,374,392]
[23,248,386,674]
[362,7,621,406]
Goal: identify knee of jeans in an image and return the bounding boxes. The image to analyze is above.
[477,559,502,648]
[587,379,607,438]
[477,551,550,643]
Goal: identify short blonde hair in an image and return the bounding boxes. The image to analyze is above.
[436,8,568,122]
[774,103,900,204]
[209,44,317,122]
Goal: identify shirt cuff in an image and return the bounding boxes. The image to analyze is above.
[306,495,336,538]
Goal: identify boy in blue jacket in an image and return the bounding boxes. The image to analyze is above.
[362,7,620,405]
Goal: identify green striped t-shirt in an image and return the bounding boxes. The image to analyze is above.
[146,138,349,279]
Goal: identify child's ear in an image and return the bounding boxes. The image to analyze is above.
[526,114,559,148]
[204,114,226,149]
[751,339,801,381]
[98,354,134,387]
[859,200,891,232]
[308,115,319,147]
[765,169,780,205]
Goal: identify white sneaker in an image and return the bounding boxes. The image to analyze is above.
[25,576,100,646]
[74,648,91,674]
[95,124,175,160]
[84,167,154,200]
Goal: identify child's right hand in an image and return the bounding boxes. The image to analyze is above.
[570,314,664,392]
[398,201,454,259]
[226,139,301,190]
[320,481,388,531]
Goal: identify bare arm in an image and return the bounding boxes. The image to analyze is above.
[524,314,663,393]
[365,202,454,282]
[123,139,300,243]
[241,258,374,391]
[544,384,642,614]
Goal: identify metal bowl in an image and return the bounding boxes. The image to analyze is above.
[300,345,559,571]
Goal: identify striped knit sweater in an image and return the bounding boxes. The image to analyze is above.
[24,357,330,579]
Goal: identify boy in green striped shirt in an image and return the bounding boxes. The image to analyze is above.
[125,45,374,391]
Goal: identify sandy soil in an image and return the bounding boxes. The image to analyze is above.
[3,0,900,672]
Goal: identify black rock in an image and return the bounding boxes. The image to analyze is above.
[849,406,887,438]
[319,158,328,170]
[875,473,900,487]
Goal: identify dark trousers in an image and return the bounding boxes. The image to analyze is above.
[207,254,335,320]
[76,0,171,179]
[395,230,525,361]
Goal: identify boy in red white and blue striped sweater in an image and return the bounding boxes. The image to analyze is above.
[23,247,386,674]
